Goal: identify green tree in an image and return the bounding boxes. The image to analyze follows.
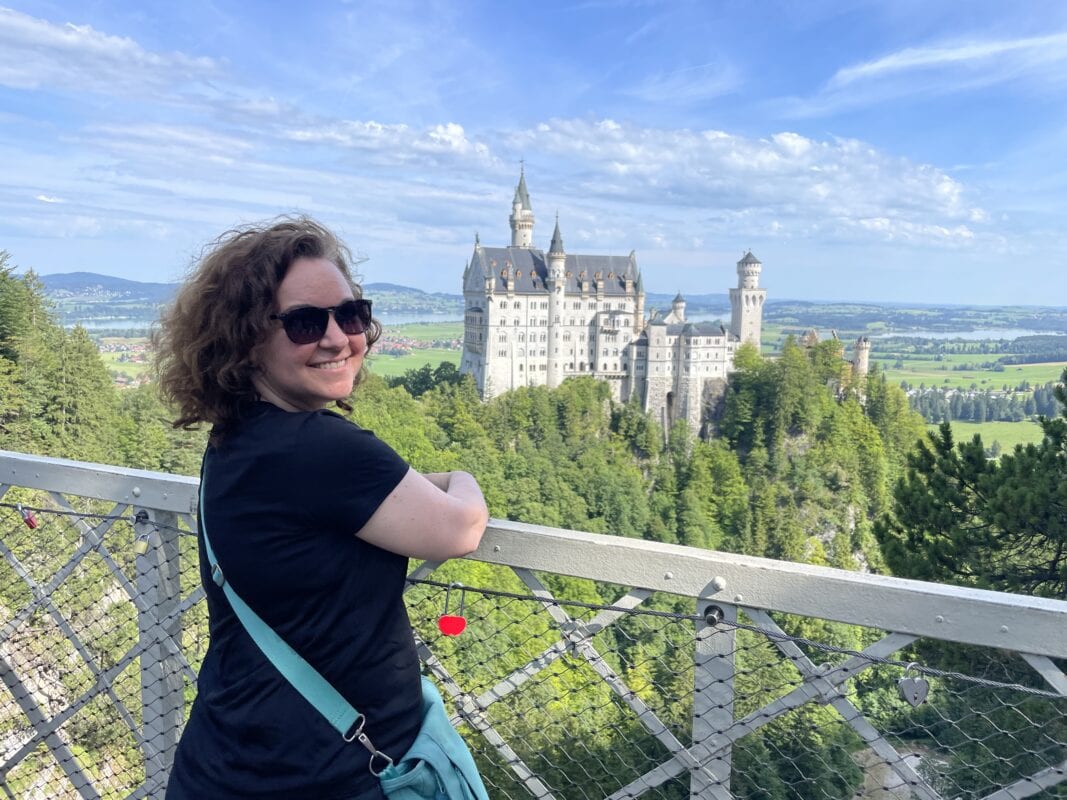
[876,369,1067,597]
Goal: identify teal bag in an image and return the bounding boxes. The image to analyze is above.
[198,467,489,800]
[377,677,486,800]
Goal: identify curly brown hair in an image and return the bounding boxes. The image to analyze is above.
[153,216,381,440]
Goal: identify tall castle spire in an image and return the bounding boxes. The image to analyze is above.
[546,213,566,389]
[509,164,535,247]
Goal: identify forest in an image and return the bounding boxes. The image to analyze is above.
[2,256,1066,798]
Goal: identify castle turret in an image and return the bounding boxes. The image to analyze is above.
[634,270,645,329]
[509,166,534,247]
[671,292,686,322]
[546,215,566,388]
[729,251,766,351]
[852,336,871,381]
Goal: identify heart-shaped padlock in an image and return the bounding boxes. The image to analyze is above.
[437,583,467,637]
[16,504,38,530]
[897,663,930,707]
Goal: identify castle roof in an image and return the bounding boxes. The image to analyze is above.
[513,169,532,211]
[739,250,761,265]
[672,292,685,303]
[643,317,732,340]
[466,245,638,296]
[666,321,730,337]
[548,216,564,255]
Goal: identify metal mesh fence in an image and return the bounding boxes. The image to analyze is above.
[0,499,1064,799]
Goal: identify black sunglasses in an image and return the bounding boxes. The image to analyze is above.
[270,298,373,345]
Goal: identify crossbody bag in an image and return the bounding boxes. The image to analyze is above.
[197,470,490,800]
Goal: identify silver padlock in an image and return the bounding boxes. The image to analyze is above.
[897,662,930,707]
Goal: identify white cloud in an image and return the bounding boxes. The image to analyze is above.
[829,32,1067,88]
[786,31,1067,117]
[508,118,989,250]
[623,61,740,103]
[0,6,218,95]
[34,194,65,203]
[283,119,496,166]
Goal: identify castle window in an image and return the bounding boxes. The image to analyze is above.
[514,301,521,309]
[518,332,525,341]
[519,364,524,371]
[498,334,506,343]
[499,319,505,326]
[500,301,506,309]
[579,363,585,371]
[514,319,519,326]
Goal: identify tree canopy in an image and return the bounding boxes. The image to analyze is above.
[876,368,1067,598]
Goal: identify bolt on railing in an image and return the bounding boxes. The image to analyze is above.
[0,449,1065,799]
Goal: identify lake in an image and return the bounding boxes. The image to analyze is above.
[874,328,1067,340]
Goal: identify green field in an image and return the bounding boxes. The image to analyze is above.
[934,420,1047,452]
[366,348,460,378]
[384,321,463,341]
[879,358,1067,389]
[99,351,149,380]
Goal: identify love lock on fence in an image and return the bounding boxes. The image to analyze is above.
[897,662,930,707]
[437,583,467,636]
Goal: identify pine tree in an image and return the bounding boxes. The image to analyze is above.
[875,370,1067,597]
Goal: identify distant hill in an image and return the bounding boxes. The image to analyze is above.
[39,272,1067,337]
[40,272,179,304]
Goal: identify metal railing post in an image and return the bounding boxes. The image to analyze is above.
[135,508,184,792]
[691,602,737,799]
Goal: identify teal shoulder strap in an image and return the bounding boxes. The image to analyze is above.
[198,469,365,742]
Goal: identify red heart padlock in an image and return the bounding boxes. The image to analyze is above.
[437,583,467,636]
[17,504,38,530]
[438,615,467,636]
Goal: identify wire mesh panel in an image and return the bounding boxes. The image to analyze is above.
[0,494,1065,799]
[0,495,200,800]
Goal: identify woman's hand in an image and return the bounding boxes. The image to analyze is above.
[354,469,489,561]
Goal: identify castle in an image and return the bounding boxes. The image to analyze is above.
[459,169,768,433]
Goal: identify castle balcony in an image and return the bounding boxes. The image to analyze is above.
[1,448,1065,799]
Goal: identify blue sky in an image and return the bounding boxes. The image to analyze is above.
[1,1,1065,305]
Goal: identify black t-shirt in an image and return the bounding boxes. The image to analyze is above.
[166,403,420,800]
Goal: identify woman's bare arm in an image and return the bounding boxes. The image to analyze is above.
[355,468,489,560]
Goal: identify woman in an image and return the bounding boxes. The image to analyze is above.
[155,217,489,799]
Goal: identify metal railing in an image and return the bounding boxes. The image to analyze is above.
[0,449,1065,799]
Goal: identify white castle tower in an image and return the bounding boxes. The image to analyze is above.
[852,336,871,382]
[729,251,766,351]
[546,216,566,388]
[509,166,534,247]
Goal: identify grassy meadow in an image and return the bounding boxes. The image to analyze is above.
[382,321,463,341]
[876,356,1067,389]
[366,348,460,378]
[935,420,1047,452]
